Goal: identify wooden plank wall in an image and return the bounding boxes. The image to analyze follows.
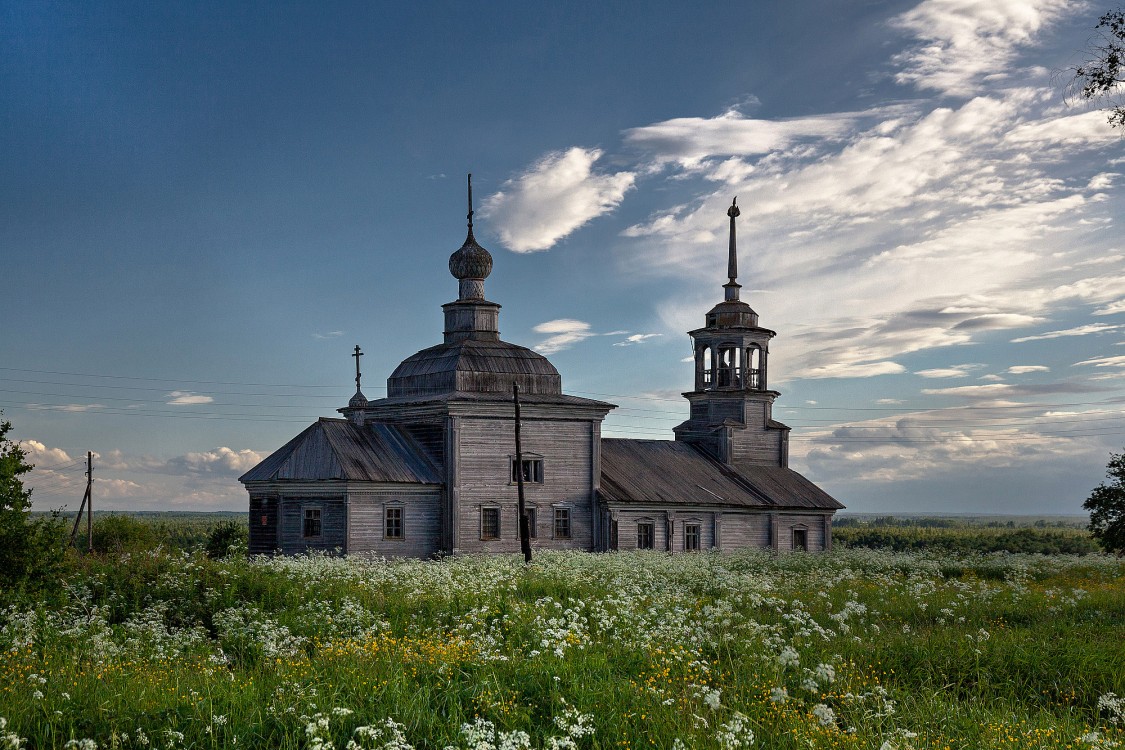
[777,513,827,551]
[717,512,770,550]
[455,416,595,553]
[347,489,442,558]
[279,497,347,554]
[248,495,278,555]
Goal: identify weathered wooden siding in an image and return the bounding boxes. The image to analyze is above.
[778,513,827,551]
[248,495,279,554]
[347,488,442,558]
[279,497,347,554]
[717,511,770,550]
[455,416,595,553]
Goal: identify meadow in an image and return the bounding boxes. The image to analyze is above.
[1,534,1123,750]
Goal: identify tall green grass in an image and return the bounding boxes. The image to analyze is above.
[1,548,1122,750]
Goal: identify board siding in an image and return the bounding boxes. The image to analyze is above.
[279,497,347,554]
[248,495,279,555]
[347,489,442,558]
[456,416,595,553]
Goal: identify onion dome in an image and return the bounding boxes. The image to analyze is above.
[447,173,493,301]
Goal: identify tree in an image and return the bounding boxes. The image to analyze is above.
[1072,8,1125,128]
[1084,450,1125,554]
[0,413,66,598]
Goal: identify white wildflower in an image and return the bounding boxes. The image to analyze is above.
[812,703,836,727]
[769,687,788,704]
[716,712,754,750]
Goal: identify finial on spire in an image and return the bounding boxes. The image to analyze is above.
[724,197,742,302]
[467,173,474,231]
[353,344,364,391]
[348,344,368,409]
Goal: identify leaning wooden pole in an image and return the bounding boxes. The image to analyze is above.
[513,382,532,564]
[68,483,90,547]
[85,451,93,553]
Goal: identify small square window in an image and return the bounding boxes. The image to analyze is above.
[303,508,322,538]
[511,458,543,483]
[554,508,571,539]
[525,508,537,539]
[684,524,701,551]
[481,507,500,540]
[637,522,654,550]
[792,528,808,551]
[385,507,403,539]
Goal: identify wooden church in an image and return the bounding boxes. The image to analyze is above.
[239,181,842,557]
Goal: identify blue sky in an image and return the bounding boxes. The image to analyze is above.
[3,0,1123,514]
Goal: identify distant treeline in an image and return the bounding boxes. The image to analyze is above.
[833,525,1099,555]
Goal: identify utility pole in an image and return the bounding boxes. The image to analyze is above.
[513,383,532,564]
[86,451,93,553]
[68,451,93,552]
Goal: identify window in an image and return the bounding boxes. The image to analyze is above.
[637,522,655,550]
[385,507,403,539]
[481,507,500,540]
[511,457,544,483]
[303,508,321,538]
[525,508,537,539]
[554,508,571,539]
[792,528,808,551]
[684,524,701,551]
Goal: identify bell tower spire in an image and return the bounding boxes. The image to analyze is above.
[444,173,501,343]
[724,197,741,302]
[674,198,789,467]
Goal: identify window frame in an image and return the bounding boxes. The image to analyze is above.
[553,507,571,539]
[684,523,701,552]
[384,506,404,540]
[510,456,544,484]
[637,521,655,550]
[792,527,809,551]
[302,507,322,539]
[525,507,537,539]
[481,506,501,540]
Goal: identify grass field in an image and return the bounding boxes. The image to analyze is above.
[2,537,1123,750]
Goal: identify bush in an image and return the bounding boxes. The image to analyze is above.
[92,514,160,554]
[206,520,248,559]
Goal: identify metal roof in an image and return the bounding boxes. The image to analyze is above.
[600,438,842,510]
[239,418,440,484]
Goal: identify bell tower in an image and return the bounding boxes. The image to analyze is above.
[673,198,791,467]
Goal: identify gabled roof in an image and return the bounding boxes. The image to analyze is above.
[239,418,440,484]
[599,438,842,510]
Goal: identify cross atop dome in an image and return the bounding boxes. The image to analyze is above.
[448,173,493,301]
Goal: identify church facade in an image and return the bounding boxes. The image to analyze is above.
[239,185,842,557]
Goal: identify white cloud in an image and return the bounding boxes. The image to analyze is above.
[1010,323,1120,342]
[1005,112,1118,147]
[312,330,343,339]
[166,391,215,405]
[622,108,862,166]
[165,447,266,476]
[532,319,596,354]
[889,0,1070,96]
[483,148,635,252]
[915,364,982,378]
[799,361,907,380]
[21,439,73,466]
[1007,365,1050,374]
[1073,354,1125,369]
[613,333,663,347]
